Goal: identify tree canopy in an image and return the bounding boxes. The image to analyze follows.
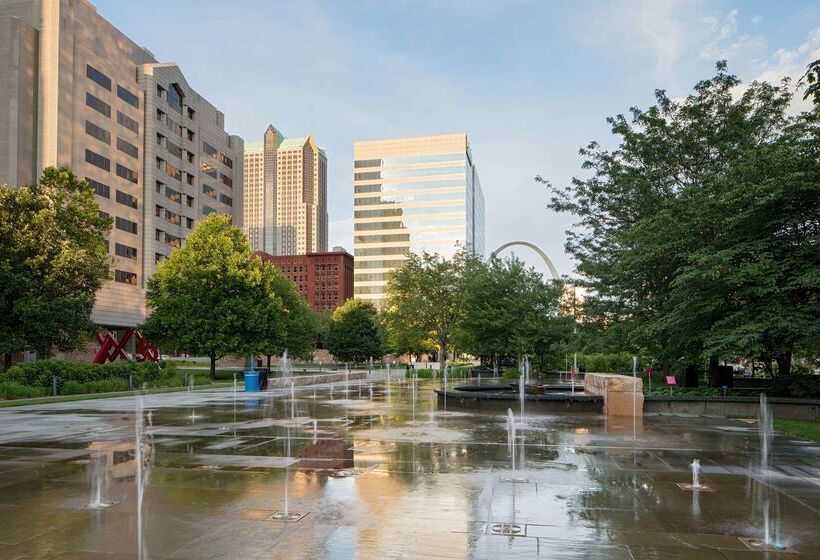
[0,167,110,369]
[141,214,271,378]
[541,61,820,378]
[325,299,384,363]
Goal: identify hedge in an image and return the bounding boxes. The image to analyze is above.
[1,359,176,390]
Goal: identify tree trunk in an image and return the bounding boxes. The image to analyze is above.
[708,355,720,388]
[3,353,11,372]
[439,341,447,372]
[662,359,670,377]
[775,351,792,376]
[209,354,216,380]
[761,353,773,378]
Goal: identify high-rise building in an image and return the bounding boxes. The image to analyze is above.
[0,0,244,328]
[243,126,327,256]
[254,251,354,312]
[352,133,485,308]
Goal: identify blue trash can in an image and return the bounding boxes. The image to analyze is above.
[244,371,260,392]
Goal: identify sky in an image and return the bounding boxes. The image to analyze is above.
[95,0,820,278]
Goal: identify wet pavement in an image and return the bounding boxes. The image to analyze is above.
[0,376,818,559]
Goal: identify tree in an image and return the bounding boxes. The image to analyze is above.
[325,299,383,364]
[141,214,266,379]
[458,254,572,372]
[384,252,466,370]
[254,261,316,369]
[801,58,820,105]
[540,61,818,378]
[0,167,110,369]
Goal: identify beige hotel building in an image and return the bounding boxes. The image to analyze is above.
[243,125,328,256]
[353,133,485,308]
[0,0,243,329]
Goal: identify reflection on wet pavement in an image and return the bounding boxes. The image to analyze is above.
[0,378,819,559]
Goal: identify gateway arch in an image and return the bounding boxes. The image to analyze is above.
[490,241,560,280]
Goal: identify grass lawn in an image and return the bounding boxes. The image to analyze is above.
[774,419,820,443]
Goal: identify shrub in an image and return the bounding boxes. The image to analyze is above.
[502,367,520,380]
[0,381,48,400]
[772,375,820,399]
[2,359,173,389]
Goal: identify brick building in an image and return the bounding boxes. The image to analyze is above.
[255,251,354,312]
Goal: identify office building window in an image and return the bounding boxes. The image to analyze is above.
[218,153,233,168]
[186,217,194,229]
[85,121,110,144]
[202,184,217,198]
[116,163,138,183]
[164,186,181,203]
[186,195,194,207]
[115,216,138,234]
[117,111,139,134]
[86,177,110,198]
[166,140,183,159]
[202,206,216,215]
[116,85,139,108]
[165,210,181,226]
[116,137,139,159]
[202,142,218,157]
[85,149,110,171]
[116,190,138,209]
[115,243,138,259]
[85,92,111,118]
[99,210,110,221]
[155,253,166,264]
[220,194,232,207]
[114,269,137,285]
[220,173,233,188]
[86,64,111,90]
[166,84,183,113]
[202,162,217,178]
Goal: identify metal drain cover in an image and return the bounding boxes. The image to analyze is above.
[268,511,308,523]
[499,476,530,484]
[675,482,714,492]
[738,537,791,553]
[490,523,525,536]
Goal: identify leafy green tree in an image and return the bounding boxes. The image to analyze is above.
[541,61,819,378]
[141,214,266,379]
[0,167,110,369]
[325,299,383,363]
[801,58,820,105]
[384,252,466,370]
[458,254,572,372]
[254,262,316,368]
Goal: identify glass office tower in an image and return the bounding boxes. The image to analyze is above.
[352,133,485,308]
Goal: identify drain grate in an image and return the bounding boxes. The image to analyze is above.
[675,482,714,492]
[490,523,525,536]
[267,511,308,523]
[499,476,530,484]
[738,537,792,553]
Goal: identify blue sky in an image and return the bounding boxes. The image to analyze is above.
[95,0,820,277]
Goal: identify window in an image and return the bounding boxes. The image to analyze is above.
[354,171,380,180]
[186,173,194,186]
[155,205,163,217]
[155,181,164,193]
[116,163,138,183]
[165,210,181,226]
[166,84,183,113]
[116,85,139,108]
[220,173,233,188]
[187,107,195,120]
[202,184,217,198]
[99,210,110,220]
[220,194,232,207]
[86,177,110,198]
[156,108,165,122]
[114,269,137,285]
[186,195,194,207]
[85,149,110,171]
[115,217,138,234]
[187,129,195,142]
[202,206,216,215]
[116,137,139,159]
[164,186,181,203]
[186,151,194,163]
[165,115,182,136]
[354,159,381,168]
[155,253,165,264]
[186,217,194,229]
[117,111,139,134]
[86,92,111,118]
[157,158,181,181]
[202,142,218,157]
[115,243,137,259]
[218,152,233,168]
[166,140,182,159]
[165,232,182,247]
[155,229,163,241]
[116,190,138,209]
[202,162,217,178]
[85,121,110,144]
[86,64,111,90]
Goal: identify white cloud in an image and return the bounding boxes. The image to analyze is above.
[752,25,820,112]
[699,9,767,62]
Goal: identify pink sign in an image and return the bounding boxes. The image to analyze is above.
[665,376,677,385]
[646,367,654,377]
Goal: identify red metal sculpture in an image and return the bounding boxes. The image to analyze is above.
[93,329,159,364]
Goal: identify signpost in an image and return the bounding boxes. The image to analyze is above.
[646,367,654,393]
[666,375,676,395]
